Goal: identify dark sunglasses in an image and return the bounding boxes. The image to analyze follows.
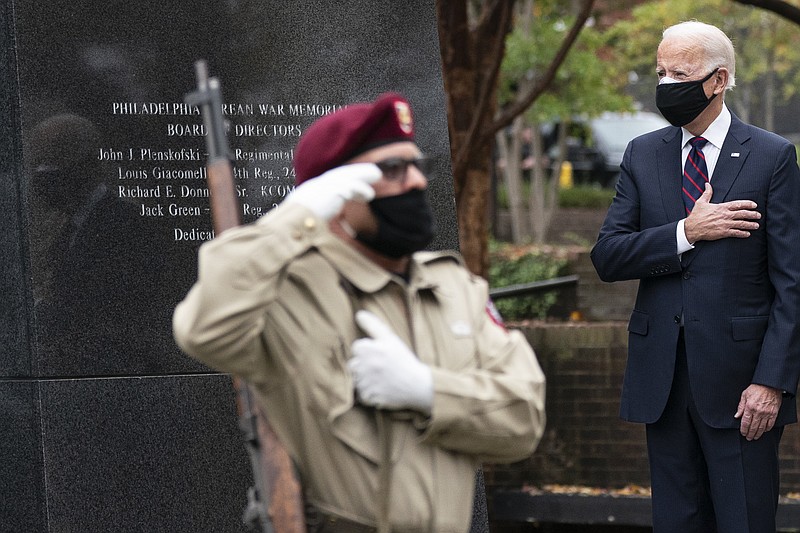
[374,155,434,182]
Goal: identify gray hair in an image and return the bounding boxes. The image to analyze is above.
[662,21,736,90]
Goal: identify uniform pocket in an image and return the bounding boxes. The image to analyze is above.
[300,333,353,417]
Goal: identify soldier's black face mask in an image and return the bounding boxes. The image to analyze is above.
[656,68,719,127]
[357,189,436,259]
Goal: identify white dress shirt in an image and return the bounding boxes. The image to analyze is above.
[676,104,732,254]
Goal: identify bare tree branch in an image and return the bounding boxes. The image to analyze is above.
[451,0,515,175]
[731,0,800,25]
[488,0,595,141]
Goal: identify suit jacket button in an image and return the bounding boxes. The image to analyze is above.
[682,271,691,280]
[674,315,681,324]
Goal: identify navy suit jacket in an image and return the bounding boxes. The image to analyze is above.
[591,114,800,428]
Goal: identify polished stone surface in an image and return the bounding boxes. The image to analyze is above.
[2,1,460,531]
[0,381,46,533]
[0,0,28,379]
[11,0,455,379]
[1,375,252,533]
[40,375,251,533]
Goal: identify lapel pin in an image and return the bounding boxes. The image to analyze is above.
[731,152,740,157]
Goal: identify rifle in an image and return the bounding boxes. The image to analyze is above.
[185,60,305,533]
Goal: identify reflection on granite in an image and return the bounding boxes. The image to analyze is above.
[14,0,455,379]
[27,113,200,377]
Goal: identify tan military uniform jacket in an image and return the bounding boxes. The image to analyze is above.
[173,202,546,533]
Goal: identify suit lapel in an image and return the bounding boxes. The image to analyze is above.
[710,116,750,203]
[657,127,685,223]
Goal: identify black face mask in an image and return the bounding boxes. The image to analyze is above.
[356,189,437,259]
[656,68,719,127]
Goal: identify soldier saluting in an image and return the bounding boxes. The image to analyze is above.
[173,92,546,533]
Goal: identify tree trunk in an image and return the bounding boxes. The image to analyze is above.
[529,124,547,244]
[457,147,494,276]
[436,0,593,275]
[495,118,527,243]
[437,0,514,277]
[764,43,775,131]
[529,121,564,244]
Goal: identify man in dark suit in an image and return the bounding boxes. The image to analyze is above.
[591,21,800,533]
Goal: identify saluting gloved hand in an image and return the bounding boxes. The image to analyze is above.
[283,163,382,221]
[348,310,434,414]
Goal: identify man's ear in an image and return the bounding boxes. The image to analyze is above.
[714,68,729,94]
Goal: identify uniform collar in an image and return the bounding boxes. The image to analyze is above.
[316,231,441,294]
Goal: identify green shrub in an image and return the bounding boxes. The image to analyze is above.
[488,242,568,321]
[495,183,615,209]
[558,186,615,208]
[495,181,530,209]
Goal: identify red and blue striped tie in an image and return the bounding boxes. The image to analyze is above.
[683,136,709,214]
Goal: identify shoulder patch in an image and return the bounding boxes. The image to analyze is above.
[485,299,506,329]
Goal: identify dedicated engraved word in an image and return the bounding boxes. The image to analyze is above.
[174,228,215,241]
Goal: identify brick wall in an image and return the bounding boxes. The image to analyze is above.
[484,322,650,494]
[568,250,638,322]
[484,321,800,498]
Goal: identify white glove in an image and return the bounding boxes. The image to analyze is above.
[348,310,434,414]
[283,163,382,220]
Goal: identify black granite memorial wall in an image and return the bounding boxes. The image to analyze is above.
[1,1,468,532]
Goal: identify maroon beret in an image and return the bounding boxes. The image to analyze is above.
[294,92,415,184]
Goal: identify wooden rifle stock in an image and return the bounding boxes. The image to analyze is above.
[206,158,241,236]
[186,60,305,533]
